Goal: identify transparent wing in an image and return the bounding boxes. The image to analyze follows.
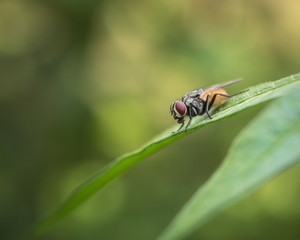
[203,78,243,92]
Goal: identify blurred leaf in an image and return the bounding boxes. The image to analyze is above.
[32,73,300,236]
[158,78,300,240]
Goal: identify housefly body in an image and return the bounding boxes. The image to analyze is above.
[170,78,246,132]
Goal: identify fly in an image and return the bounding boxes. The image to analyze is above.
[170,78,247,132]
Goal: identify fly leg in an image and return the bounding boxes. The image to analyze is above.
[173,122,184,133]
[208,90,248,110]
[185,107,193,132]
[204,95,213,119]
[172,122,184,133]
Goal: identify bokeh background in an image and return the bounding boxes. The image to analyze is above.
[1,0,300,239]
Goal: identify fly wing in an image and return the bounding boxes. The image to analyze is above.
[199,78,243,101]
[203,78,243,92]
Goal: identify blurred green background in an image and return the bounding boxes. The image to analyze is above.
[1,0,300,239]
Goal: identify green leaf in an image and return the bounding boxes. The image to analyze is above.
[157,79,300,240]
[32,73,300,236]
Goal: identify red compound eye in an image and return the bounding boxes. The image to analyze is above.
[175,101,186,115]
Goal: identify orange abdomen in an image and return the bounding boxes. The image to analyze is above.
[208,88,228,106]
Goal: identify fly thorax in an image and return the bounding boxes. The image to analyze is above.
[185,98,194,106]
[194,100,203,109]
[190,100,204,114]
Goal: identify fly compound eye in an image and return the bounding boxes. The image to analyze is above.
[175,101,186,116]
